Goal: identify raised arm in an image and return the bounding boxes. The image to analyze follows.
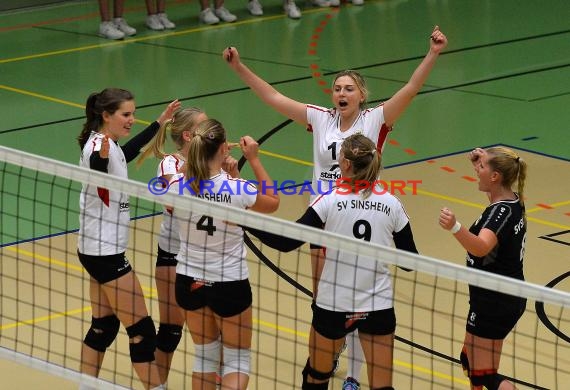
[123,99,181,162]
[223,47,308,126]
[383,26,447,127]
[240,135,280,213]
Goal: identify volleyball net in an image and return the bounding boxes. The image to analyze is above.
[1,144,569,390]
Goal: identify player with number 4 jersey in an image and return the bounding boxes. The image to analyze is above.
[171,119,278,390]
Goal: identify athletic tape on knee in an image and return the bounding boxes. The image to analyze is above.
[126,316,157,363]
[156,323,183,353]
[193,340,221,373]
[222,346,251,376]
[83,315,120,352]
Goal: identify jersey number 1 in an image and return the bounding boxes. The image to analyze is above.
[328,142,339,172]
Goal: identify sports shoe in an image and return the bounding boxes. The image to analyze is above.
[113,17,136,36]
[99,21,125,40]
[214,6,237,22]
[157,12,176,29]
[200,8,220,24]
[329,0,340,6]
[247,0,264,16]
[146,14,164,30]
[342,377,360,390]
[312,0,331,7]
[351,0,364,5]
[284,1,301,19]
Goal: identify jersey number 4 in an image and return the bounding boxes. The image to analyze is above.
[197,215,216,236]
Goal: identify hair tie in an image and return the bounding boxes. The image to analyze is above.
[207,132,215,140]
[515,156,520,162]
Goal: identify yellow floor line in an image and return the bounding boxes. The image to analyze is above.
[3,247,465,386]
[0,10,326,65]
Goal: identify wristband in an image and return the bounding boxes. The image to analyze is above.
[450,221,461,234]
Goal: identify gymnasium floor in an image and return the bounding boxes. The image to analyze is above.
[1,0,569,388]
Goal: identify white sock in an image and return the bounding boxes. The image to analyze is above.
[346,330,364,380]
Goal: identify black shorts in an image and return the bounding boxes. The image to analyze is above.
[156,246,178,267]
[78,251,132,284]
[466,296,526,339]
[311,302,396,340]
[175,274,252,318]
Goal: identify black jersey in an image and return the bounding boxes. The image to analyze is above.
[467,196,526,304]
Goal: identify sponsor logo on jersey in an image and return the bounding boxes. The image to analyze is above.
[344,312,369,329]
[319,171,342,180]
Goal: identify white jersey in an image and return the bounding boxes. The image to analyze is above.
[310,185,409,312]
[157,154,185,254]
[78,132,130,256]
[306,104,391,201]
[172,171,257,281]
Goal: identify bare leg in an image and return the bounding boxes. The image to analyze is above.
[200,0,210,11]
[307,327,345,384]
[98,0,110,21]
[155,265,185,383]
[103,272,163,389]
[145,0,157,14]
[113,0,125,18]
[463,332,517,390]
[359,331,394,388]
[80,278,112,377]
[157,0,166,13]
[186,307,220,390]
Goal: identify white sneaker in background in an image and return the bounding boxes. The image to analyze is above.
[146,14,164,30]
[99,21,125,40]
[113,17,136,36]
[329,0,341,6]
[214,6,237,22]
[284,1,302,19]
[247,0,264,16]
[351,0,364,5]
[200,8,220,24]
[157,13,176,29]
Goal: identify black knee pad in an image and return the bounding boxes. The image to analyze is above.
[301,358,333,390]
[126,316,157,363]
[156,323,183,353]
[471,372,505,390]
[372,387,395,390]
[83,315,120,352]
